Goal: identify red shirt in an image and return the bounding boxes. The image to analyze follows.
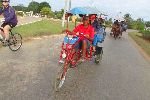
[73,24,95,39]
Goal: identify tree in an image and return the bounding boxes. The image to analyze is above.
[40,7,51,16]
[124,13,133,29]
[13,4,28,12]
[28,1,40,13]
[136,18,145,30]
[39,2,51,11]
[55,9,64,19]
[124,13,131,18]
[56,13,63,19]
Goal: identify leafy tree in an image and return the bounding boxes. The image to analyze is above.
[48,11,55,18]
[39,2,51,11]
[136,18,145,30]
[55,9,64,19]
[124,13,133,29]
[40,7,51,16]
[56,13,63,19]
[13,4,28,12]
[28,1,40,13]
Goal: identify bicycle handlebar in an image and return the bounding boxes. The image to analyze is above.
[62,29,93,41]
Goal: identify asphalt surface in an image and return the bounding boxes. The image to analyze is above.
[0,29,150,100]
[0,17,42,26]
[17,17,42,26]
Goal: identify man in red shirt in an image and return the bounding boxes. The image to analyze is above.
[72,16,95,60]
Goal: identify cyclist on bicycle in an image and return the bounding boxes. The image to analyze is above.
[112,20,121,34]
[72,16,94,61]
[0,0,18,42]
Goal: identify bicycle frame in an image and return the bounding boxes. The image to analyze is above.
[59,32,93,62]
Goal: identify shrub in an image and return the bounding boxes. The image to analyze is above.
[16,11,24,17]
[140,30,150,40]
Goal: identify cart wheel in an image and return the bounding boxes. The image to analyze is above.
[95,49,103,64]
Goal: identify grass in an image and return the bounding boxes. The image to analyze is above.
[129,32,150,56]
[12,19,76,38]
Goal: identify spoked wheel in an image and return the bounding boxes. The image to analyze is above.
[94,47,103,64]
[55,62,69,92]
[9,33,22,51]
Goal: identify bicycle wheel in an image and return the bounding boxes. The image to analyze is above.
[95,48,103,64]
[55,62,69,92]
[9,33,22,51]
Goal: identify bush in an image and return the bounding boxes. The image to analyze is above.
[140,30,150,40]
[16,12,24,17]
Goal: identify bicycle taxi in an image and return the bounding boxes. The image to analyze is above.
[55,7,105,91]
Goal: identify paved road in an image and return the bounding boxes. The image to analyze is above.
[0,17,42,26]
[17,17,42,26]
[0,29,150,100]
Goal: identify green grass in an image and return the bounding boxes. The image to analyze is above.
[129,32,150,56]
[12,19,76,38]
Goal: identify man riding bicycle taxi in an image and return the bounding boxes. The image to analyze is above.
[72,16,95,61]
[0,0,18,44]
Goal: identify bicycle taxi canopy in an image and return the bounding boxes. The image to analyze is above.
[67,7,100,15]
[65,7,100,28]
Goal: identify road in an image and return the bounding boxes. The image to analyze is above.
[0,29,150,100]
[17,17,42,26]
[0,16,42,26]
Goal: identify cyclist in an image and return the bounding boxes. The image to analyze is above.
[111,20,121,35]
[72,16,94,61]
[0,0,18,43]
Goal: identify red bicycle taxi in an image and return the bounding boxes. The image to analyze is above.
[55,7,104,91]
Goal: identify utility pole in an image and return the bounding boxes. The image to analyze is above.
[69,0,71,11]
[62,0,68,27]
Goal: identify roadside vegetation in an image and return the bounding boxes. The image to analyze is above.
[129,32,150,56]
[12,1,64,19]
[12,19,76,38]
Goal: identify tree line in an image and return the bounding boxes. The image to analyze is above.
[12,1,64,19]
[1,1,150,32]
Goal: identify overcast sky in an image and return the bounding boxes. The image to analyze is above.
[11,0,150,21]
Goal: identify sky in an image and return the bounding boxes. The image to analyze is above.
[10,0,150,21]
